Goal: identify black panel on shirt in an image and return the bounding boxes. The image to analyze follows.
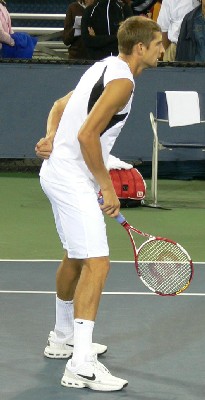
[87,66,128,136]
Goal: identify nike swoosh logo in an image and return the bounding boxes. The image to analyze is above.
[77,373,96,381]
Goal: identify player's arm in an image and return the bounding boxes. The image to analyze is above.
[35,91,73,159]
[78,78,133,217]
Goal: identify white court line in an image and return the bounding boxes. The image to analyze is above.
[0,261,204,296]
[0,259,204,265]
[0,259,62,262]
[0,290,205,296]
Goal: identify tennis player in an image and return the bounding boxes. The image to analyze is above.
[35,16,163,391]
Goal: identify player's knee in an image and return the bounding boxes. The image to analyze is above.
[84,257,110,279]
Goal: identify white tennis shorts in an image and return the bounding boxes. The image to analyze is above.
[40,177,109,259]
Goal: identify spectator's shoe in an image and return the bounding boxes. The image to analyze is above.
[44,331,107,359]
[61,353,128,391]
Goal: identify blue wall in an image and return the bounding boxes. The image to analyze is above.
[0,62,205,163]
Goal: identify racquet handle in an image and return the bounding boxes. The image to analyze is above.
[115,213,126,224]
[98,197,126,224]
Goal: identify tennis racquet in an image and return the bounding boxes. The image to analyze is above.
[98,198,194,296]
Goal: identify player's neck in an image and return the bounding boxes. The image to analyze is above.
[118,54,143,77]
[118,55,133,75]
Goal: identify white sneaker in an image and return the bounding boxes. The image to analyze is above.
[61,353,128,391]
[44,331,107,359]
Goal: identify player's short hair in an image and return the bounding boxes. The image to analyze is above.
[117,16,161,55]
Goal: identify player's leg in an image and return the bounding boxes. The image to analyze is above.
[74,256,109,320]
[54,254,81,344]
[62,255,128,391]
[41,178,128,390]
[43,255,82,359]
[69,255,109,362]
[56,253,82,301]
[57,189,127,390]
[44,253,107,359]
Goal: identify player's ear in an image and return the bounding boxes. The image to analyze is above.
[133,42,145,56]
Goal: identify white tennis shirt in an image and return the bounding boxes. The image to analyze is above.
[40,56,135,185]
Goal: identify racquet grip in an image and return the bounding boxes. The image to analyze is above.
[98,197,126,224]
[115,213,126,224]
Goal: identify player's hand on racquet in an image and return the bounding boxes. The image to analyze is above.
[99,189,120,218]
[35,137,53,159]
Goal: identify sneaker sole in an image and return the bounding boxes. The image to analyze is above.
[44,348,73,359]
[44,347,107,359]
[61,374,128,391]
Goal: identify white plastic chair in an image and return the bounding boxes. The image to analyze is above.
[150,91,205,208]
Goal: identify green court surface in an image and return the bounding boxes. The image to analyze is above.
[1,172,205,261]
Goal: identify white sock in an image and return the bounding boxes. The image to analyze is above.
[71,319,95,367]
[54,296,74,342]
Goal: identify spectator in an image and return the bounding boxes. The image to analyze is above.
[81,0,133,60]
[176,0,205,61]
[0,0,37,59]
[0,0,15,55]
[157,0,199,61]
[63,0,94,59]
[132,0,158,17]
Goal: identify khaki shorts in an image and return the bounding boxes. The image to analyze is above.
[163,43,177,62]
[40,177,109,259]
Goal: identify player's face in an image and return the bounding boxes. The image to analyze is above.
[142,32,164,68]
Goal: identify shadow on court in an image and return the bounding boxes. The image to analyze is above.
[0,261,205,400]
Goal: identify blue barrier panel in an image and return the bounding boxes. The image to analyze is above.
[0,61,205,162]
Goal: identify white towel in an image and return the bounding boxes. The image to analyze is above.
[106,154,133,171]
[165,91,200,127]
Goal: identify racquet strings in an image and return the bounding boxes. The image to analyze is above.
[136,238,192,295]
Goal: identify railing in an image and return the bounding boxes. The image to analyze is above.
[10,13,68,59]
[10,13,66,20]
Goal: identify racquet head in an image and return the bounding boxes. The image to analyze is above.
[133,234,193,296]
[98,197,194,296]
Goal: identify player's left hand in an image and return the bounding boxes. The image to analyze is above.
[35,137,53,159]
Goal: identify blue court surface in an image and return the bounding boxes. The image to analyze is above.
[0,260,205,400]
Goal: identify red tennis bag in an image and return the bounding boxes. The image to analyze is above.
[109,168,146,207]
